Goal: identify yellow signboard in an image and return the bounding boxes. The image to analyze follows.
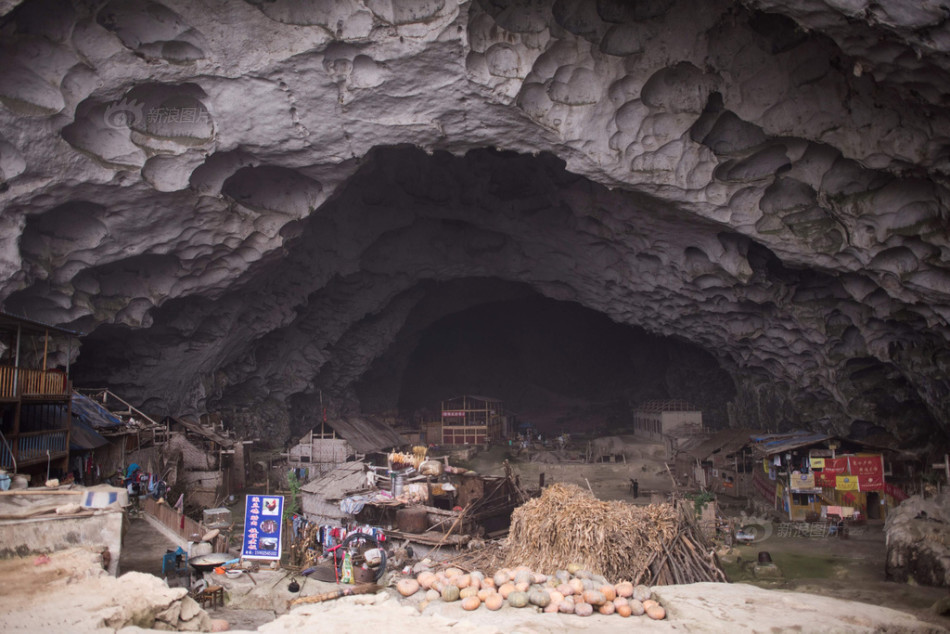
[836,475,858,491]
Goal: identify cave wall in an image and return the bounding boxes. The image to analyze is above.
[0,0,947,446]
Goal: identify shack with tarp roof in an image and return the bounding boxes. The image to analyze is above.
[750,431,907,522]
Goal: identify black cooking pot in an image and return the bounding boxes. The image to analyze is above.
[189,553,232,573]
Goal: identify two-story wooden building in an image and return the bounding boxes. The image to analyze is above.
[0,312,80,483]
[430,395,506,446]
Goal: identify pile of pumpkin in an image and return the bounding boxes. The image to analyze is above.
[394,564,666,619]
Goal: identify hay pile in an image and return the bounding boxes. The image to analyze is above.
[503,483,725,585]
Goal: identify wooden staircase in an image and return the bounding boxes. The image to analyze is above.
[74,387,169,443]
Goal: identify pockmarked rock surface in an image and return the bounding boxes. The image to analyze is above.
[0,548,213,632]
[885,492,950,587]
[1,0,949,444]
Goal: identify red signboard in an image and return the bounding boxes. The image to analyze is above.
[848,455,884,491]
[814,457,848,487]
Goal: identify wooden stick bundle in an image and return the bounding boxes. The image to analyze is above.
[288,582,379,608]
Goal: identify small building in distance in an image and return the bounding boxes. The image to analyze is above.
[750,431,904,522]
[428,395,507,446]
[632,399,703,458]
[674,428,760,498]
[286,416,405,482]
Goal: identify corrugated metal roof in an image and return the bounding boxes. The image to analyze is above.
[168,416,235,448]
[751,431,833,455]
[681,429,758,461]
[0,310,82,336]
[300,461,366,496]
[327,416,405,453]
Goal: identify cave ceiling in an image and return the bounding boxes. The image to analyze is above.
[0,0,949,447]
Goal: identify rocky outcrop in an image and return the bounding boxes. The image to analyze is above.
[885,493,950,587]
[0,0,948,445]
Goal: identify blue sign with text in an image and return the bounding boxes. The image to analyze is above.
[241,494,284,560]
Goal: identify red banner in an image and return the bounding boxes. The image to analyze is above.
[849,455,884,491]
[884,482,908,502]
[814,457,848,487]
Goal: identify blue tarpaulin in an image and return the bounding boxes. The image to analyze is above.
[69,418,109,450]
[71,393,123,429]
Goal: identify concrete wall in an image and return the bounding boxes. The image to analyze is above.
[661,411,703,434]
[0,508,123,576]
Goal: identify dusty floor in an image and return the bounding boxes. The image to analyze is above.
[0,547,941,633]
[119,514,178,578]
[101,439,950,632]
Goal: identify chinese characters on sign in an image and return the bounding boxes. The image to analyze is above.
[242,494,284,560]
[847,455,884,491]
[812,455,884,491]
[147,106,211,125]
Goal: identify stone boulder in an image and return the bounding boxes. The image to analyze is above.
[884,493,950,587]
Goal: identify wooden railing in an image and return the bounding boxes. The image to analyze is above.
[0,429,69,468]
[0,365,69,398]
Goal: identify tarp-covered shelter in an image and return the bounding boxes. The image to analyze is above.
[749,430,900,522]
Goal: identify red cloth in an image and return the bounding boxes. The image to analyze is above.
[849,455,884,491]
[814,457,848,487]
[884,482,908,502]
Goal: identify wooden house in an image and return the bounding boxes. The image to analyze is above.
[286,416,405,482]
[674,429,758,497]
[0,312,79,482]
[751,431,898,522]
[433,395,506,446]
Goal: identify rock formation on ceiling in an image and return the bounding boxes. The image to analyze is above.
[0,0,948,447]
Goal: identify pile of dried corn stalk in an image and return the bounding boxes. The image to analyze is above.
[503,483,726,585]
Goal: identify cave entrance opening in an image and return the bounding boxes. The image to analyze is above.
[354,281,736,440]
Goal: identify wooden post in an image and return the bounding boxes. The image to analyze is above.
[931,454,950,484]
[42,327,48,372]
[12,324,20,395]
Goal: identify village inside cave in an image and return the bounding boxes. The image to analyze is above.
[2,0,950,632]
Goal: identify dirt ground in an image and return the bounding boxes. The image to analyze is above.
[466,439,950,629]
[27,437,949,632]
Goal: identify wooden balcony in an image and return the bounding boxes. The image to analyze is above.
[0,365,69,399]
[0,428,69,469]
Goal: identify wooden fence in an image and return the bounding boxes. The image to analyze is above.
[0,365,69,398]
[144,497,231,553]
